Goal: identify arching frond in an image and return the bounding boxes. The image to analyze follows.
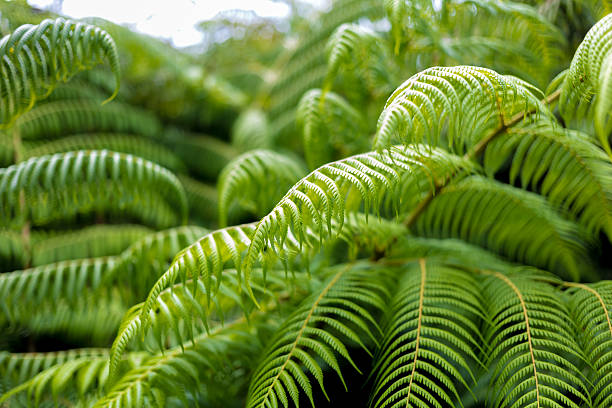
[0,150,188,228]
[373,65,550,153]
[411,175,591,280]
[559,13,612,155]
[483,271,590,408]
[22,133,186,172]
[231,108,272,153]
[0,18,120,126]
[8,100,162,141]
[297,89,368,169]
[246,263,392,408]
[370,260,484,408]
[218,149,307,226]
[483,122,612,239]
[568,281,612,407]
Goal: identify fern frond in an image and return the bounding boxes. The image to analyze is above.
[483,121,612,239]
[297,89,368,169]
[559,13,612,156]
[567,281,612,407]
[0,150,188,228]
[246,263,391,408]
[8,100,162,141]
[231,108,272,153]
[177,175,218,225]
[370,259,484,408]
[218,149,307,226]
[0,18,120,126]
[483,271,590,408]
[22,133,186,172]
[411,175,590,280]
[373,66,550,153]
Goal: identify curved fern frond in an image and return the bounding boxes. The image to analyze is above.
[22,133,186,172]
[568,281,612,407]
[0,150,188,228]
[370,259,484,408]
[218,149,307,226]
[559,13,612,156]
[483,271,590,408]
[483,122,612,239]
[373,65,550,153]
[411,175,591,280]
[8,100,162,141]
[231,108,272,153]
[297,89,368,169]
[246,263,392,408]
[0,18,120,126]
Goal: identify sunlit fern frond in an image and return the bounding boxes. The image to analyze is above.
[107,225,208,298]
[559,13,612,155]
[373,65,550,153]
[0,18,120,126]
[29,224,152,267]
[243,146,474,289]
[0,150,188,228]
[0,257,116,322]
[231,108,272,153]
[246,263,392,408]
[218,149,307,226]
[483,121,612,239]
[370,259,484,408]
[22,133,186,172]
[483,271,590,408]
[6,100,162,141]
[411,175,591,280]
[297,88,368,169]
[567,281,612,407]
[176,175,218,225]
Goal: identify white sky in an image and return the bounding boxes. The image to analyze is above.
[27,0,327,47]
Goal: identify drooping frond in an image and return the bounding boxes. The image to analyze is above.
[483,121,612,239]
[246,263,392,408]
[231,108,272,153]
[411,175,591,280]
[297,89,368,169]
[567,281,612,407]
[0,150,188,228]
[218,149,307,226]
[29,224,152,266]
[483,271,590,408]
[370,259,484,408]
[373,65,550,153]
[22,133,186,172]
[7,100,162,141]
[559,13,612,155]
[243,146,474,287]
[0,18,120,126]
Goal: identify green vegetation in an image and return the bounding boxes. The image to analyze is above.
[1,0,612,407]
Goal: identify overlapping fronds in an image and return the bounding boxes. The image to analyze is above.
[373,66,549,153]
[7,100,161,141]
[218,149,307,226]
[297,89,368,169]
[483,271,590,407]
[231,108,272,152]
[411,175,590,280]
[246,263,392,408]
[483,122,612,238]
[568,281,612,407]
[370,260,484,408]
[22,133,186,172]
[243,146,474,285]
[559,13,612,155]
[0,150,188,228]
[0,18,120,126]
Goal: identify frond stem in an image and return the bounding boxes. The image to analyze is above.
[564,282,612,338]
[404,258,427,407]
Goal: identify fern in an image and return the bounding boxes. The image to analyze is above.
[0,18,120,126]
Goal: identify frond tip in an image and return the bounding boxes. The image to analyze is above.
[0,18,120,126]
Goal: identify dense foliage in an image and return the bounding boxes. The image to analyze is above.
[1,0,612,407]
